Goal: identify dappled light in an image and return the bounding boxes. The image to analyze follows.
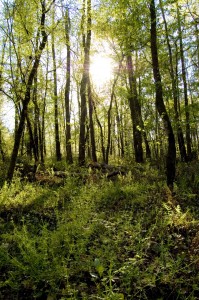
[0,0,199,299]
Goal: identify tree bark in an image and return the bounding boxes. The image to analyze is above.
[93,101,106,162]
[150,0,176,190]
[64,8,73,164]
[115,96,125,158]
[32,74,40,161]
[52,10,62,161]
[0,128,5,162]
[105,87,114,164]
[79,0,91,165]
[26,114,38,162]
[127,54,144,163]
[88,77,97,162]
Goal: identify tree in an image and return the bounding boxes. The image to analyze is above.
[6,0,52,183]
[176,2,192,160]
[64,7,73,164]
[127,54,144,163]
[150,0,176,190]
[79,0,92,165]
[159,0,187,162]
[52,4,62,161]
[88,77,97,162]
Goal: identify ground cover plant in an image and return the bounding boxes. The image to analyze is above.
[0,162,199,299]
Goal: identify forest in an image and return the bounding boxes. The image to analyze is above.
[0,0,199,299]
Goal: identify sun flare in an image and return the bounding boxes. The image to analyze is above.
[90,54,114,88]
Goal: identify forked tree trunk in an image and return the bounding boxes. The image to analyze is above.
[177,4,192,160]
[6,1,49,183]
[160,0,187,162]
[150,0,176,190]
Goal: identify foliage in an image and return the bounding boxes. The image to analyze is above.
[0,162,199,299]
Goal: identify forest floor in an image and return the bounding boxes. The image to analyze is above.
[0,160,199,299]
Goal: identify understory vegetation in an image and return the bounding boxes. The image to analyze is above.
[0,161,199,300]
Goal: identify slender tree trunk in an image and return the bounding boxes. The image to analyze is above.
[40,44,50,165]
[32,75,40,161]
[93,101,106,162]
[127,54,143,163]
[136,53,151,160]
[79,0,91,165]
[115,97,125,158]
[160,0,187,162]
[105,89,114,164]
[105,69,121,164]
[88,77,97,162]
[26,114,38,163]
[0,40,6,162]
[6,1,49,183]
[0,128,5,162]
[79,73,88,165]
[64,8,73,164]
[150,0,176,190]
[177,4,192,160]
[52,19,62,161]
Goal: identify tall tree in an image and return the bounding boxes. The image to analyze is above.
[159,0,187,162]
[127,54,144,163]
[52,4,62,161]
[88,77,97,162]
[0,126,5,162]
[79,0,92,165]
[64,8,73,164]
[6,0,51,183]
[150,0,176,190]
[177,3,192,160]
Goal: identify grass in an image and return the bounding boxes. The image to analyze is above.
[0,161,199,299]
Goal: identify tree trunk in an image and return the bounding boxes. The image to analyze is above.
[6,1,49,183]
[127,54,144,163]
[115,97,125,158]
[26,114,38,163]
[177,4,192,160]
[79,0,91,166]
[93,101,106,162]
[150,0,176,190]
[32,75,40,161]
[0,128,5,162]
[79,73,88,166]
[105,88,114,164]
[40,44,50,165]
[64,8,73,164]
[160,0,187,162]
[52,13,62,161]
[88,77,97,162]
